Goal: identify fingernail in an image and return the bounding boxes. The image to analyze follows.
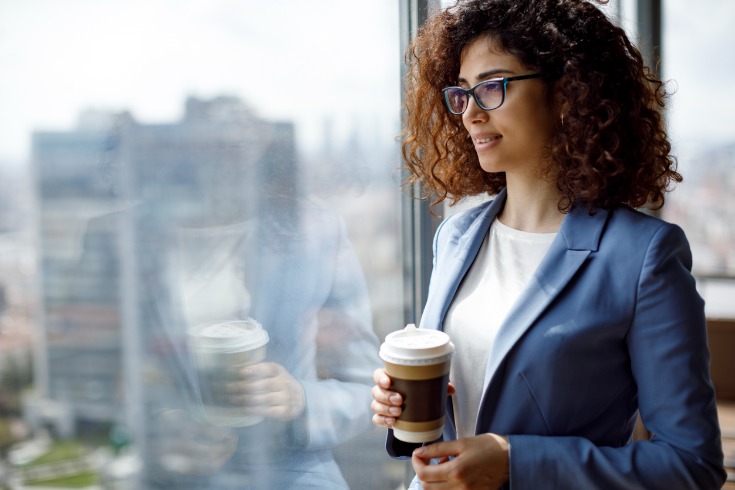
[413,447,425,457]
[381,376,390,386]
[389,406,400,415]
[389,394,401,404]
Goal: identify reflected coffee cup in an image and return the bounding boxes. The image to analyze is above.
[379,324,454,443]
[188,318,269,427]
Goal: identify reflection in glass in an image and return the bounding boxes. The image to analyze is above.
[31,95,397,489]
[0,1,404,488]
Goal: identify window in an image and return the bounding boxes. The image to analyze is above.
[0,2,406,488]
[660,1,735,319]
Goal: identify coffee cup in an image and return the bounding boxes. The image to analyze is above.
[379,324,454,443]
[188,318,269,427]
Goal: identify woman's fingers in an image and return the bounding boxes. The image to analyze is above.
[372,412,396,428]
[371,384,402,406]
[372,367,393,389]
[372,367,407,427]
[371,391,402,428]
[371,368,402,406]
[371,397,401,416]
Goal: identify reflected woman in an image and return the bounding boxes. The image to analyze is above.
[75,100,379,489]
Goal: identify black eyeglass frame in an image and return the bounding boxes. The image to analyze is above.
[441,73,544,115]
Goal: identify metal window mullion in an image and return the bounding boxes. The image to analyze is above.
[636,0,663,217]
[400,0,441,330]
[636,0,662,79]
[398,3,441,488]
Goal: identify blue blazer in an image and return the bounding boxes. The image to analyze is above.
[388,189,726,489]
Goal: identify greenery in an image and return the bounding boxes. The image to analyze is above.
[20,441,99,488]
[25,441,83,466]
[24,472,98,487]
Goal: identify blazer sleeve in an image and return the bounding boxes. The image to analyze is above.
[506,223,726,489]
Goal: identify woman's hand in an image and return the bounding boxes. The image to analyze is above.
[370,368,456,428]
[370,368,403,427]
[227,362,305,421]
[412,433,510,490]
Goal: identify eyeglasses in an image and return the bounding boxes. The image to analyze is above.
[442,73,544,115]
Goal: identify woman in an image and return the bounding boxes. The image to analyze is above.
[371,0,726,488]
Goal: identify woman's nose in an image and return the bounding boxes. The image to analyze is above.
[463,95,488,125]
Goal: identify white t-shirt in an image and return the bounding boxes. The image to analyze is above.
[444,218,556,438]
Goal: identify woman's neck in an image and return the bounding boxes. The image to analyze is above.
[497,173,565,233]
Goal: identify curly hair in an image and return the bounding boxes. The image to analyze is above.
[401,0,681,212]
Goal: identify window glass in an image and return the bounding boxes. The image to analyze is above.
[0,1,405,488]
[661,1,735,318]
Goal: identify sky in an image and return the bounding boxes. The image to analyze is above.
[0,0,401,164]
[1,0,734,169]
[663,1,735,158]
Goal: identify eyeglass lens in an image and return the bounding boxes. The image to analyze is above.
[445,79,504,114]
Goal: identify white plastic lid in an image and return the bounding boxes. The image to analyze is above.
[189,319,268,352]
[379,324,454,365]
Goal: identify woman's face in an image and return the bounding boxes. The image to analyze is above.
[458,36,557,177]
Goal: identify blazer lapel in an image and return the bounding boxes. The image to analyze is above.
[478,204,609,416]
[419,190,507,330]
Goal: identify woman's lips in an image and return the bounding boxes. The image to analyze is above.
[473,134,502,150]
